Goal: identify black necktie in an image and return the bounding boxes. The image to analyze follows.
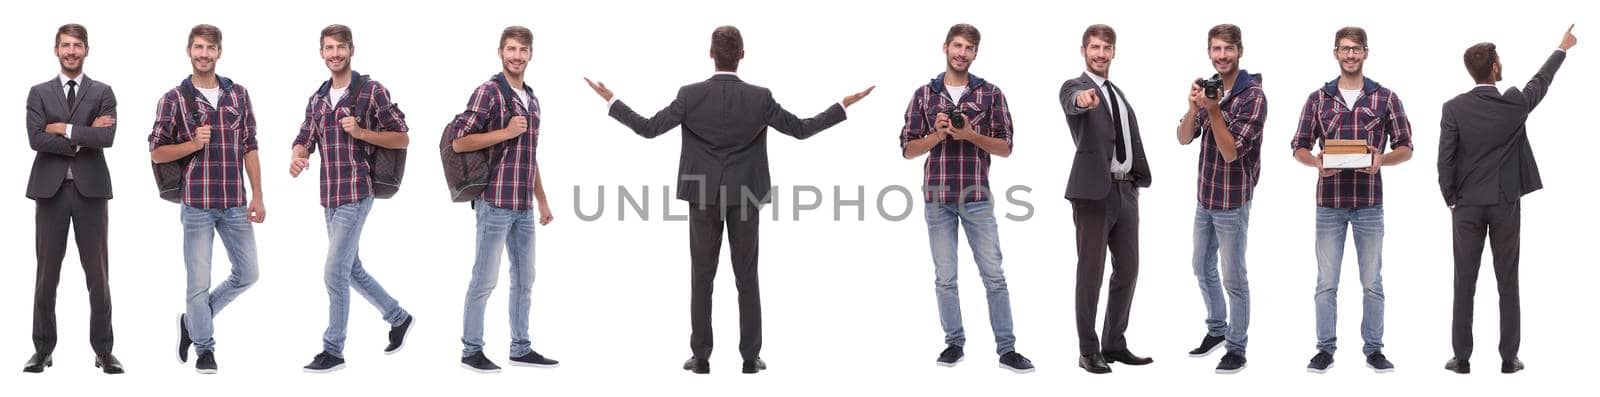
[1105,80,1127,163]
[66,80,78,110]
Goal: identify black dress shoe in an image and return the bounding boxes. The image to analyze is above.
[1445,358,1470,374]
[23,353,52,373]
[1104,349,1154,366]
[1501,358,1524,374]
[96,354,125,374]
[742,358,767,374]
[682,357,709,374]
[1079,353,1111,374]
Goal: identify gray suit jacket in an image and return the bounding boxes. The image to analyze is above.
[26,75,117,200]
[608,74,847,207]
[1060,73,1150,200]
[1438,50,1563,207]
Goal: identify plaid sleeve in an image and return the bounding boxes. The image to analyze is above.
[292,93,319,154]
[451,84,499,140]
[237,86,259,154]
[1385,92,1414,150]
[899,89,927,152]
[149,90,181,151]
[1227,90,1268,156]
[370,81,409,134]
[987,89,1015,151]
[1290,92,1321,150]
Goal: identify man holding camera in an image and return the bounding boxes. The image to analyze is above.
[900,23,1033,374]
[1175,23,1267,375]
[1289,26,1414,374]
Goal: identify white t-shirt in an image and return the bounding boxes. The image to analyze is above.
[198,87,222,109]
[945,85,966,102]
[510,87,531,112]
[1340,88,1362,110]
[328,86,348,109]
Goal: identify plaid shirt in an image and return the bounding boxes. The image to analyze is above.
[899,73,1014,203]
[148,76,259,209]
[1191,71,1267,210]
[448,73,540,211]
[1290,78,1414,208]
[292,75,409,208]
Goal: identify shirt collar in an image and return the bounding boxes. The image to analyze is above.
[59,73,83,87]
[714,71,738,77]
[1085,71,1109,88]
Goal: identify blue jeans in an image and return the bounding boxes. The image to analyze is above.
[925,200,1016,354]
[1192,201,1251,354]
[181,205,260,354]
[461,199,537,357]
[1314,205,1385,355]
[322,197,410,357]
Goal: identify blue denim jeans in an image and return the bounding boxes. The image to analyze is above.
[461,199,537,357]
[322,197,410,357]
[181,205,260,354]
[1314,205,1385,355]
[925,200,1016,355]
[1192,201,1251,354]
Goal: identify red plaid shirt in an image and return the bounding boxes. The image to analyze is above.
[448,74,540,211]
[899,73,1014,203]
[1290,78,1414,208]
[1191,71,1267,210]
[292,75,409,208]
[148,76,259,209]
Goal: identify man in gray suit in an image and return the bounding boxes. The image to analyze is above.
[1059,24,1153,375]
[585,25,872,374]
[1439,25,1576,375]
[23,23,121,374]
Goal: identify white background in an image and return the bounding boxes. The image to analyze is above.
[1,0,1594,395]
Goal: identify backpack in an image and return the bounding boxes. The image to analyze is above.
[151,82,202,204]
[346,73,407,198]
[439,76,522,202]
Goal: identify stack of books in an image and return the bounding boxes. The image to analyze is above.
[1322,139,1373,169]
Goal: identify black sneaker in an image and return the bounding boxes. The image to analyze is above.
[936,345,964,367]
[1215,352,1246,374]
[1189,334,1225,357]
[1307,351,1334,373]
[998,351,1035,374]
[384,315,414,354]
[177,314,192,363]
[509,350,559,368]
[461,352,501,373]
[303,352,346,373]
[1366,351,1395,373]
[195,351,217,375]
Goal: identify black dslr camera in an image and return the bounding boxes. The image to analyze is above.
[941,108,977,129]
[1195,77,1225,100]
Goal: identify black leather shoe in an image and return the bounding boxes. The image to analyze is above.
[742,358,767,374]
[1079,353,1111,374]
[682,357,709,374]
[22,353,52,373]
[1502,358,1524,374]
[1104,349,1154,366]
[95,354,124,374]
[1445,358,1470,374]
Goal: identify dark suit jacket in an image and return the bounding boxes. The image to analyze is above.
[1439,50,1564,207]
[25,75,117,200]
[608,74,847,207]
[1059,73,1150,200]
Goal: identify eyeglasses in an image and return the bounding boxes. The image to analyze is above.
[1336,46,1368,54]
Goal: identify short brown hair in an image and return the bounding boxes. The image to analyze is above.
[1334,26,1367,47]
[500,26,532,49]
[321,24,353,47]
[189,24,222,47]
[1464,42,1499,83]
[56,23,88,46]
[1208,24,1242,48]
[711,25,743,70]
[945,23,981,46]
[1082,24,1115,48]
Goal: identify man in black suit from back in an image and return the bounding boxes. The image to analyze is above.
[22,23,122,374]
[1438,24,1577,375]
[584,25,873,374]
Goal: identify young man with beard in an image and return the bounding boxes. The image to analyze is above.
[447,26,558,373]
[149,24,267,375]
[290,24,416,374]
[1289,26,1414,374]
[1175,23,1267,375]
[900,23,1033,374]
